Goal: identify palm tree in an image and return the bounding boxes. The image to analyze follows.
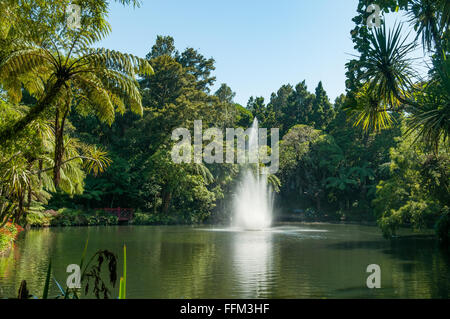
[0,107,111,225]
[348,16,448,152]
[439,0,450,31]
[360,23,417,108]
[0,8,153,186]
[406,0,445,57]
[346,23,417,131]
[407,60,450,153]
[349,83,395,131]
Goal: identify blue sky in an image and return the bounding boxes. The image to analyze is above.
[98,0,424,106]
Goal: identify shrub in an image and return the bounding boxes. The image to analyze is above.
[26,207,126,228]
[27,211,53,227]
[50,208,81,226]
[436,207,450,245]
[0,232,11,252]
[132,212,177,225]
[87,211,118,226]
[0,223,23,253]
[48,208,119,227]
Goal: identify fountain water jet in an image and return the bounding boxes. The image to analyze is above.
[233,118,273,230]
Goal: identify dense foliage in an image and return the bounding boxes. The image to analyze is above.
[0,0,448,250]
[344,0,449,243]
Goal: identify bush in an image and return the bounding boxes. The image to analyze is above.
[87,211,118,226]
[27,210,54,227]
[436,207,450,245]
[0,223,24,253]
[50,208,82,226]
[46,208,119,227]
[132,212,177,225]
[0,232,11,252]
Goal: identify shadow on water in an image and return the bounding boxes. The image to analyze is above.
[326,234,450,298]
[326,234,449,259]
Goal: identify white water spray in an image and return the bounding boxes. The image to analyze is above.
[233,118,273,230]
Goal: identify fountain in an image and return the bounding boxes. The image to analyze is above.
[233,118,273,230]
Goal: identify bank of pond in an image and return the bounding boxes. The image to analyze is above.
[1,207,447,257]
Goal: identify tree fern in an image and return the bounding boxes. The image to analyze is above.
[0,3,153,143]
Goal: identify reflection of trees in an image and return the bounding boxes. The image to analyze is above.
[124,227,450,298]
[324,232,450,298]
[2,225,448,298]
[0,228,54,297]
[128,227,218,298]
[127,228,279,298]
[386,237,449,298]
[159,240,216,298]
[0,251,15,297]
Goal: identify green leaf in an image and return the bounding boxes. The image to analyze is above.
[42,260,52,299]
[119,244,127,299]
[80,238,89,270]
[119,277,125,299]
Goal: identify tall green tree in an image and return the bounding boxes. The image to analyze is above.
[311,81,335,130]
[215,83,236,104]
[68,36,223,222]
[346,1,449,152]
[0,1,153,187]
[278,125,342,213]
[0,100,109,225]
[146,35,216,93]
[374,126,449,242]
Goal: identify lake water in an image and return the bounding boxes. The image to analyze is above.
[0,224,449,298]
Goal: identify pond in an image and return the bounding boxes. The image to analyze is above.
[0,224,449,298]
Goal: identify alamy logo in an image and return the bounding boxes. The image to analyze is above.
[366,264,381,288]
[171,120,279,174]
[66,264,81,289]
[66,4,81,30]
[366,4,382,28]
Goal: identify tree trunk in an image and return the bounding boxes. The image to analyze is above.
[161,190,172,214]
[15,190,25,223]
[27,180,32,209]
[38,159,43,186]
[53,108,62,187]
[0,203,15,228]
[316,195,321,212]
[53,107,69,187]
[26,160,33,211]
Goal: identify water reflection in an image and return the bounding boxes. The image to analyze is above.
[0,224,448,298]
[232,231,274,298]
